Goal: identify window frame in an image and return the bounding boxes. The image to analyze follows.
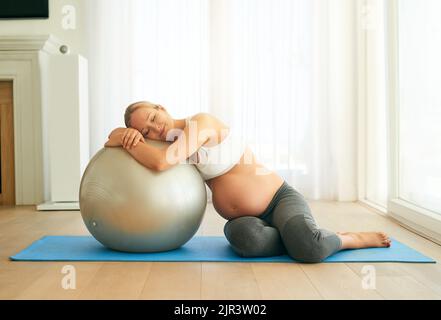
[356,0,388,215]
[385,0,441,244]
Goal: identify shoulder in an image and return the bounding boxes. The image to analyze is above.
[190,112,215,121]
[189,113,225,127]
[186,113,227,142]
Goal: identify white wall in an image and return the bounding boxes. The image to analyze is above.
[0,0,87,56]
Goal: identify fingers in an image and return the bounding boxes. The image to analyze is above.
[122,130,129,148]
[122,129,143,149]
[122,129,133,149]
[126,133,136,149]
[133,134,142,147]
[122,131,129,148]
[127,133,137,149]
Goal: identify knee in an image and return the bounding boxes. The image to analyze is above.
[281,217,328,263]
[224,216,264,239]
[285,237,327,263]
[291,249,327,264]
[223,217,271,257]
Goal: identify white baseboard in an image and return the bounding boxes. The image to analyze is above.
[359,198,441,245]
[388,198,441,245]
[36,201,80,211]
[357,199,388,217]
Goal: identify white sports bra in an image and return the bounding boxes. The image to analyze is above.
[185,116,247,181]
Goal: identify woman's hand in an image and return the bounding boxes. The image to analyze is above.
[104,127,145,149]
[104,138,121,148]
[122,128,145,149]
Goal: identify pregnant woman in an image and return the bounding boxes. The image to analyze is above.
[105,101,391,263]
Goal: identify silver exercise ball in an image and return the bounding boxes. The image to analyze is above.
[79,140,207,253]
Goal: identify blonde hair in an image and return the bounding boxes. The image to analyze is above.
[124,101,159,128]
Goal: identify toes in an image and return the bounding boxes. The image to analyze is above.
[379,232,390,241]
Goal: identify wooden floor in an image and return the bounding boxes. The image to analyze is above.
[1,201,441,300]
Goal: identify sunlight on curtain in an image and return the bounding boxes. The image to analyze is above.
[229,0,314,187]
[86,0,357,200]
[212,0,357,199]
[365,0,388,208]
[398,0,441,214]
[86,0,209,154]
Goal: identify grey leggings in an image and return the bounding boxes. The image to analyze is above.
[223,181,342,263]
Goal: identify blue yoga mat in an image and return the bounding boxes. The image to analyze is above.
[10,236,435,263]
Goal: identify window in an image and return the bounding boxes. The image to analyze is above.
[386,0,441,243]
[397,0,441,214]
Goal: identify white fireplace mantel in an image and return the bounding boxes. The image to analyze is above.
[0,35,62,206]
[0,35,62,53]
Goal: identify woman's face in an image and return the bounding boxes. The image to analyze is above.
[130,104,172,141]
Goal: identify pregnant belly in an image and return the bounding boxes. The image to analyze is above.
[207,163,284,220]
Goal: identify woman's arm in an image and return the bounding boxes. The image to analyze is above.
[125,113,214,172]
[104,127,145,148]
[108,127,125,139]
[124,143,169,171]
[104,128,124,147]
[104,127,163,171]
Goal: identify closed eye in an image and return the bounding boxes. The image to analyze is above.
[142,127,149,137]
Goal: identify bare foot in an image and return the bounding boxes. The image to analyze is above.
[337,231,391,250]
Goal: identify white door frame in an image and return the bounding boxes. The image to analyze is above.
[0,35,61,205]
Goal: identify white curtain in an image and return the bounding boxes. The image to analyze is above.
[85,0,210,153]
[364,0,388,208]
[85,0,358,201]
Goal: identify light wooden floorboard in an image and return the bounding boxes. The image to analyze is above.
[347,263,441,300]
[299,263,384,300]
[15,262,103,300]
[139,262,201,300]
[79,262,152,300]
[0,262,51,299]
[251,263,323,300]
[0,202,440,300]
[201,263,261,300]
